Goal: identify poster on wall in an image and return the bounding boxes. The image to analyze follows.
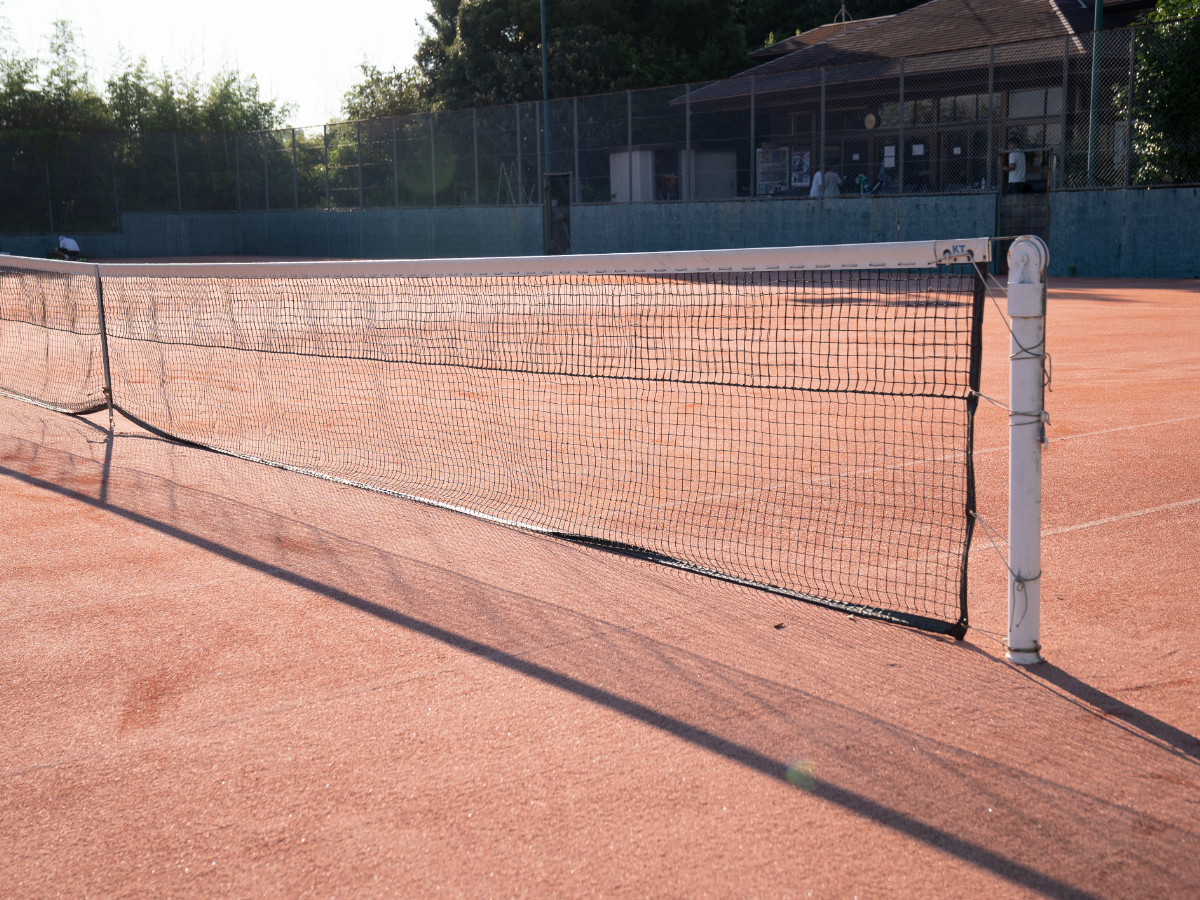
[791,150,811,188]
[756,147,790,194]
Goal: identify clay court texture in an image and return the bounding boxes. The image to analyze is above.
[2,271,1197,898]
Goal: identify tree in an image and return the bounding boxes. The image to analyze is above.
[1131,0,1200,184]
[341,62,428,119]
[0,20,108,140]
[0,19,293,137]
[412,0,749,109]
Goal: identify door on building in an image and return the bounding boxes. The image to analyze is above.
[996,150,1050,274]
[544,173,571,255]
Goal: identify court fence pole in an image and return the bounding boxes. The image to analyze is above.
[92,265,114,431]
[1060,36,1070,189]
[573,97,580,204]
[819,68,826,192]
[1124,29,1135,188]
[429,114,438,207]
[357,121,364,209]
[45,161,54,232]
[749,76,756,196]
[393,117,400,208]
[262,132,270,211]
[1006,235,1048,665]
[628,90,638,204]
[473,109,479,206]
[898,59,905,197]
[986,46,994,191]
[684,85,691,201]
[323,125,329,210]
[292,128,299,209]
[173,132,183,212]
[235,135,242,212]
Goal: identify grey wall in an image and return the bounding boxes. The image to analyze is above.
[2,188,1196,278]
[571,194,998,254]
[1048,188,1200,278]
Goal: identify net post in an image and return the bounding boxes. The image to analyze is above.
[93,265,114,431]
[1006,236,1048,665]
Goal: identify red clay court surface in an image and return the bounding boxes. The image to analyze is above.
[2,275,1198,899]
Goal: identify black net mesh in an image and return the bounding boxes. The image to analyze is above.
[0,264,107,413]
[0,257,983,633]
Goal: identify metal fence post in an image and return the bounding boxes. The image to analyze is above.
[516,104,523,204]
[1087,3,1104,186]
[986,46,995,191]
[262,132,270,211]
[45,160,53,232]
[292,128,299,209]
[235,134,242,212]
[684,85,691,201]
[323,124,330,210]
[429,113,437,207]
[111,135,120,227]
[173,132,183,212]
[1061,36,1070,189]
[573,96,580,204]
[819,68,826,192]
[473,108,479,206]
[627,90,633,203]
[750,76,756,196]
[898,59,905,196]
[1125,27,1135,187]
[357,121,364,208]
[536,101,543,204]
[393,117,400,207]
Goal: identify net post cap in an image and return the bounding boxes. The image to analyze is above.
[1007,235,1048,285]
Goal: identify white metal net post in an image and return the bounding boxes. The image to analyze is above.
[1006,235,1049,664]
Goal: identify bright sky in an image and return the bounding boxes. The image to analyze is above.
[2,0,431,126]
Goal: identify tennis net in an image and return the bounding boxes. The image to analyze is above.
[0,241,988,634]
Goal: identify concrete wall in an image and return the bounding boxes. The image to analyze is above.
[571,193,997,254]
[1048,187,1200,278]
[0,206,543,261]
[2,188,1196,278]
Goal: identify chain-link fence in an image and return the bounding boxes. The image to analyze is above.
[2,20,1197,234]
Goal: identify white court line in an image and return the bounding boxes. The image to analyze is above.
[973,412,1200,455]
[970,497,1200,554]
[1044,497,1200,537]
[659,412,1200,514]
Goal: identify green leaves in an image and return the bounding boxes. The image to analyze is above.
[0,19,292,138]
[411,0,748,109]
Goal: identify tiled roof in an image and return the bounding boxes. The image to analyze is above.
[748,16,894,61]
[739,0,1094,77]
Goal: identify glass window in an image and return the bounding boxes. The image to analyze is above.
[1009,89,1046,118]
[1046,87,1063,116]
[908,99,935,125]
[878,103,901,128]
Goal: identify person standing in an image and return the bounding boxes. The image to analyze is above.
[1004,140,1028,194]
[822,169,843,197]
[809,169,823,198]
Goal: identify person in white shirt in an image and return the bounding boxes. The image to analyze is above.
[822,170,843,197]
[809,169,823,198]
[49,236,82,261]
[1004,140,1028,194]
